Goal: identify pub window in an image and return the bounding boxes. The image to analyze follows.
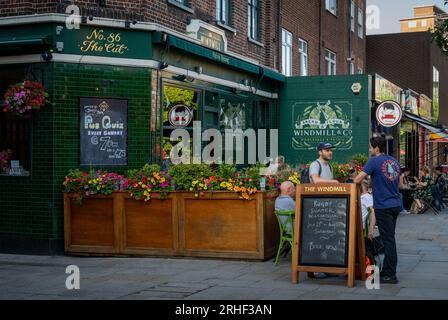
[0,65,31,177]
[216,0,231,26]
[0,112,32,177]
[162,83,200,161]
[248,0,260,41]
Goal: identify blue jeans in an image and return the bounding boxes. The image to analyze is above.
[399,193,404,212]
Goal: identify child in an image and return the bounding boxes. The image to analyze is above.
[361,178,376,240]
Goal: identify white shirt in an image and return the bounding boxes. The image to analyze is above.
[361,193,373,227]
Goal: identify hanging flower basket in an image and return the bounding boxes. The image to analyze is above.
[2,80,50,117]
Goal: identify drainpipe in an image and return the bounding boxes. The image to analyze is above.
[319,0,323,75]
[348,0,352,74]
[278,0,282,73]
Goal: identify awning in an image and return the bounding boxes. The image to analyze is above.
[0,34,53,54]
[404,112,448,142]
[153,32,285,82]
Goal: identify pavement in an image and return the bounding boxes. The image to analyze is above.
[1,211,448,300]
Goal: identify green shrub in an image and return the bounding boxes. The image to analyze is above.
[169,164,214,190]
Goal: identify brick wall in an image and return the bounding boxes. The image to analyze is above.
[281,0,366,76]
[0,0,366,75]
[366,32,448,126]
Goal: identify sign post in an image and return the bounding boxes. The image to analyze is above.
[292,184,366,288]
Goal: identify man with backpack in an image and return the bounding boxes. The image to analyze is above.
[308,142,339,184]
[306,142,339,280]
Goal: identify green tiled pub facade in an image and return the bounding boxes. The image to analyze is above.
[0,19,282,254]
[0,63,153,254]
[279,75,371,165]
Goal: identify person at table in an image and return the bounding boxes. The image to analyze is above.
[432,167,446,211]
[274,181,296,234]
[399,167,413,214]
[354,134,402,284]
[266,156,289,176]
[410,166,433,214]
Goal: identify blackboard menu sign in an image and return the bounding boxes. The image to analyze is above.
[292,184,365,288]
[299,197,349,267]
[80,97,128,166]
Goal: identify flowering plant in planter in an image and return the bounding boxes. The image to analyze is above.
[62,169,124,202]
[125,170,172,202]
[332,162,356,182]
[3,80,50,116]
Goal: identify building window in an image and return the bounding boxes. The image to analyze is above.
[408,21,417,28]
[433,66,440,122]
[282,29,292,76]
[421,20,427,28]
[299,38,308,76]
[167,0,194,13]
[350,1,355,32]
[326,0,337,15]
[216,0,231,25]
[325,49,337,75]
[350,62,355,75]
[358,67,363,74]
[358,6,364,38]
[248,0,260,40]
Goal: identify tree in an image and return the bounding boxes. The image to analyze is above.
[432,1,448,56]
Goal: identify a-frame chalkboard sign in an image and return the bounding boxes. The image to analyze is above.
[292,184,366,288]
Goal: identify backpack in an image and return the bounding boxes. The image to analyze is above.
[300,160,333,184]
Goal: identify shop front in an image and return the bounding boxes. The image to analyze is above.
[0,16,284,255]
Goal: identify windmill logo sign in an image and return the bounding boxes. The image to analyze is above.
[292,100,353,151]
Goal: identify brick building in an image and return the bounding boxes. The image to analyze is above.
[367,4,448,170]
[0,0,366,254]
[281,0,366,77]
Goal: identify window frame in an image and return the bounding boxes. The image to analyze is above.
[281,29,293,77]
[325,49,337,76]
[350,0,355,32]
[248,0,260,41]
[216,0,231,26]
[325,0,337,16]
[299,38,309,76]
[358,5,364,39]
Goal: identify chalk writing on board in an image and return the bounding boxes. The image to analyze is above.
[299,197,349,267]
[80,98,127,166]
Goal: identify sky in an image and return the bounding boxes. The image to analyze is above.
[367,0,448,35]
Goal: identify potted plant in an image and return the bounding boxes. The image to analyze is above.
[2,80,50,117]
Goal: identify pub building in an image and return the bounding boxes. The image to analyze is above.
[0,15,442,254]
[0,14,283,253]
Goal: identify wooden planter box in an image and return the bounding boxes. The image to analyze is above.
[64,191,279,260]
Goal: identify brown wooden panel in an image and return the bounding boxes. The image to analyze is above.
[70,198,114,247]
[263,192,280,257]
[124,198,174,249]
[183,198,258,252]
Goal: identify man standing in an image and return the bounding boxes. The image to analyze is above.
[354,135,402,284]
[309,142,339,184]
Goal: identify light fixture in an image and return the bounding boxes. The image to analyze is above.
[173,74,187,82]
[81,16,87,24]
[41,50,53,62]
[159,61,169,70]
[194,66,203,74]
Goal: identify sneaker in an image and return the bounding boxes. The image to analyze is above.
[400,210,410,215]
[381,275,399,284]
[313,272,328,279]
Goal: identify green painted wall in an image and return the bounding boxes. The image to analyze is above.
[279,75,371,165]
[0,62,152,251]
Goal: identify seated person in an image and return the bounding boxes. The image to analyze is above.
[267,156,290,176]
[410,166,433,214]
[360,178,376,240]
[274,181,296,234]
[432,166,446,211]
